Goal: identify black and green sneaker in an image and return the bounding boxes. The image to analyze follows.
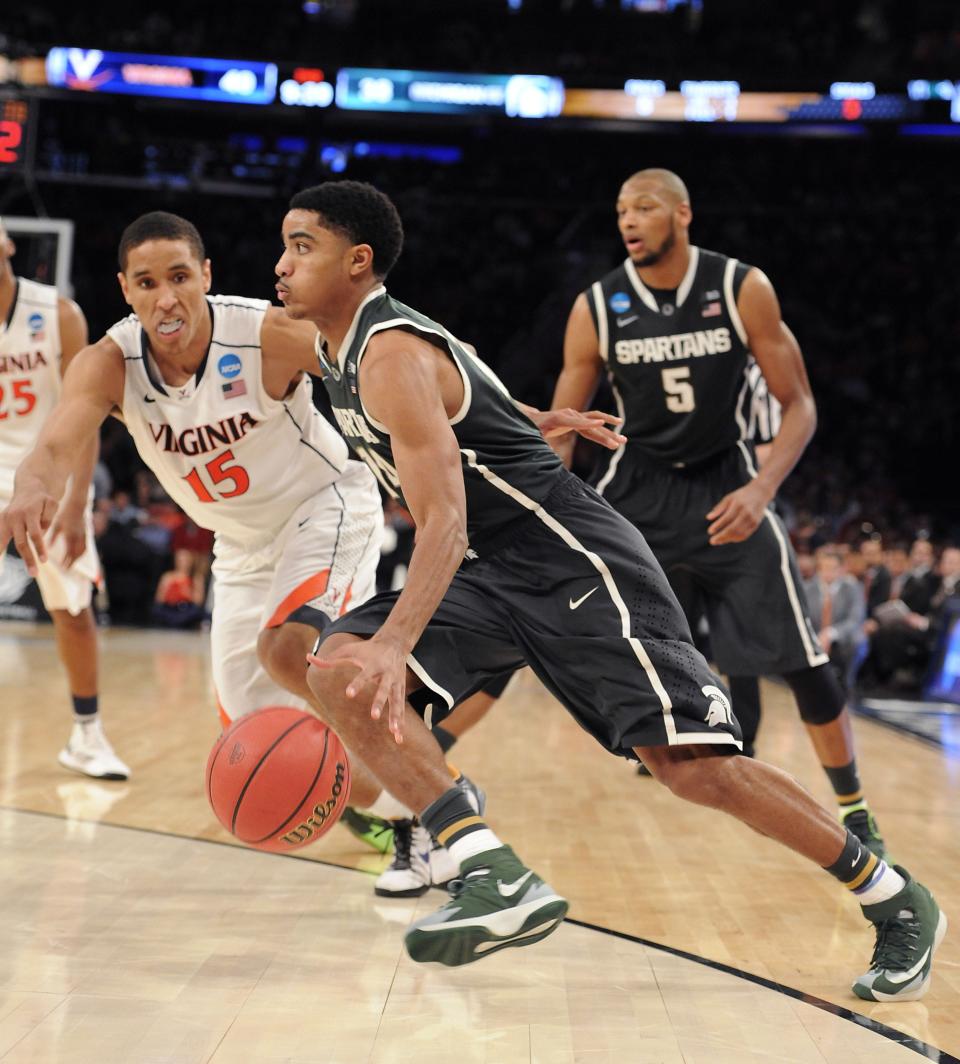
[842,806,889,862]
[853,867,947,1002]
[340,807,395,855]
[404,845,569,966]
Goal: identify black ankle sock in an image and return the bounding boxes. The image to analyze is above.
[824,830,878,889]
[72,695,98,718]
[823,759,864,808]
[419,787,486,847]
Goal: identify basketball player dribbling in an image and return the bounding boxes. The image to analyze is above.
[277,180,942,1000]
[553,169,887,858]
[0,217,128,780]
[0,211,622,891]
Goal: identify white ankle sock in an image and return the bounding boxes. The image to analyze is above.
[855,861,907,906]
[447,829,503,867]
[366,791,413,821]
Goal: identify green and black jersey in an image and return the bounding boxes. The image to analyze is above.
[318,287,569,553]
[588,246,754,478]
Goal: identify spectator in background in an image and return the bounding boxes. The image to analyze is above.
[152,547,208,629]
[901,538,940,617]
[171,515,214,603]
[884,543,910,600]
[860,541,947,694]
[860,536,891,621]
[803,547,866,694]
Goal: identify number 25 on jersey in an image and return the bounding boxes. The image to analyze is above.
[0,379,37,419]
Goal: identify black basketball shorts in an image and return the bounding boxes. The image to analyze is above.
[595,441,828,677]
[322,475,742,759]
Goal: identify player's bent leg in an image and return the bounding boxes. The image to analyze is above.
[50,607,129,782]
[309,632,567,964]
[636,743,945,1000]
[636,744,847,863]
[305,632,453,813]
[257,622,381,809]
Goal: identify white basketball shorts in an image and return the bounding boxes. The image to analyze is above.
[209,463,382,725]
[0,491,100,615]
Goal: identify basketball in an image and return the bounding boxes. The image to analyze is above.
[205,706,351,853]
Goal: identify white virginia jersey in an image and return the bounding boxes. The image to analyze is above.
[108,294,361,543]
[0,278,62,496]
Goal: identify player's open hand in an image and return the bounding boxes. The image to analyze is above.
[0,489,59,576]
[534,408,627,450]
[307,635,409,743]
[49,501,88,569]
[706,481,771,545]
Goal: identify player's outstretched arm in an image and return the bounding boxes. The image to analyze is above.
[310,330,467,742]
[259,307,324,397]
[47,296,96,567]
[2,337,123,573]
[549,293,606,467]
[706,268,816,545]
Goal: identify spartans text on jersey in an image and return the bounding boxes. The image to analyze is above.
[614,327,732,365]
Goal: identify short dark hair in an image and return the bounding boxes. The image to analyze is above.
[118,211,205,272]
[289,181,404,278]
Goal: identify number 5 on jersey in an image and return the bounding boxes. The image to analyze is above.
[662,367,695,413]
[184,448,250,502]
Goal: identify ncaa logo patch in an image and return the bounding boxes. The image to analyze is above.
[217,353,242,379]
[28,313,44,334]
[609,292,631,314]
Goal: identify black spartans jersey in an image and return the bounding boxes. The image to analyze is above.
[588,247,754,468]
[319,287,569,552]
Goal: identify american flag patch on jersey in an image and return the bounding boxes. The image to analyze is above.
[222,380,247,399]
[701,301,722,317]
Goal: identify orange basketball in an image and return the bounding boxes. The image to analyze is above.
[205,706,351,852]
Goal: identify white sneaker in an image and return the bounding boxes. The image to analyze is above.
[374,820,432,898]
[58,719,130,781]
[375,775,489,897]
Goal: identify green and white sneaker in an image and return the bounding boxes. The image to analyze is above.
[340,807,395,854]
[404,845,568,966]
[853,867,947,1002]
[842,806,888,861]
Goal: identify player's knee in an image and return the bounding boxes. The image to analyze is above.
[783,664,846,725]
[305,633,363,708]
[641,747,735,807]
[256,626,304,689]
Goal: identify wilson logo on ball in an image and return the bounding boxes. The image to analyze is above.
[280,761,347,846]
[228,742,245,765]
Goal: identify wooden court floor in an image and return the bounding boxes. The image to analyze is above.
[1,622,958,1063]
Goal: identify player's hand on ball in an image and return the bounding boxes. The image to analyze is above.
[0,489,59,575]
[706,482,770,545]
[308,635,408,743]
[49,501,88,569]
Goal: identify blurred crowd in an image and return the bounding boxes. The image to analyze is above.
[795,536,960,698]
[4,0,959,83]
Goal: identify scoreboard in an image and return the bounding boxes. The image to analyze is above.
[0,98,34,172]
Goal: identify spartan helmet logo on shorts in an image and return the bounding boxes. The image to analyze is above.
[702,684,733,728]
